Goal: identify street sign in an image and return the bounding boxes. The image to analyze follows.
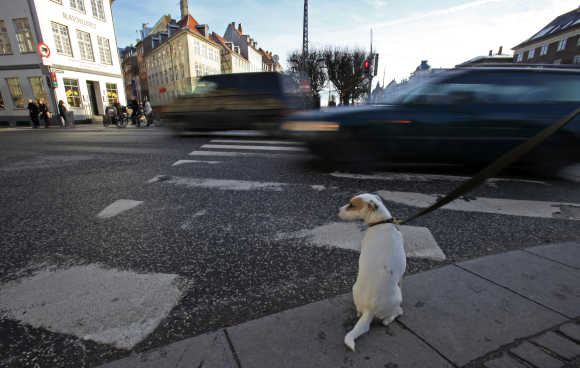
[38,42,50,58]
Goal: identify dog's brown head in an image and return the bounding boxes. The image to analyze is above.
[338,193,391,224]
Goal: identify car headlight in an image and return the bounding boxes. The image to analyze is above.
[281,121,340,132]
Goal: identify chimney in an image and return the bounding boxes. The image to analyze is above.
[238,23,243,34]
[180,0,189,19]
[195,24,209,38]
[498,46,503,55]
[489,50,492,56]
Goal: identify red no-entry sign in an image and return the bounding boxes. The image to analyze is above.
[38,43,50,58]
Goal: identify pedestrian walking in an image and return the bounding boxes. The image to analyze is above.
[38,99,51,128]
[144,98,153,124]
[58,100,67,128]
[27,98,39,128]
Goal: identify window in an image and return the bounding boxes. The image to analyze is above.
[90,0,105,20]
[63,78,81,107]
[0,20,12,55]
[577,37,580,47]
[0,90,5,109]
[527,48,535,59]
[51,22,73,56]
[70,0,85,13]
[97,36,112,64]
[557,39,567,52]
[51,0,63,3]
[105,83,118,105]
[574,55,580,65]
[13,18,34,53]
[540,44,548,56]
[515,53,523,62]
[77,30,94,61]
[29,77,47,102]
[6,78,25,108]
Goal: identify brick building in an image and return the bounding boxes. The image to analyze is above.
[512,7,580,65]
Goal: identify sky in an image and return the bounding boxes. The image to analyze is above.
[112,0,579,86]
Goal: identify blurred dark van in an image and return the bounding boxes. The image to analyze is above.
[159,72,311,132]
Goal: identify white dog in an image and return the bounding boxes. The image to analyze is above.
[339,193,406,352]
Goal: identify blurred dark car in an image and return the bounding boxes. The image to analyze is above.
[281,65,580,168]
[159,72,311,132]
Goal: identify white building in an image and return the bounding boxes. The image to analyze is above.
[0,0,125,125]
[223,22,264,73]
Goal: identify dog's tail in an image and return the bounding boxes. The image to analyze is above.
[344,311,373,352]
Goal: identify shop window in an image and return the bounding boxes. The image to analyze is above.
[98,36,112,65]
[6,78,25,108]
[64,78,81,107]
[13,18,35,53]
[51,22,73,56]
[77,30,95,61]
[29,77,48,102]
[106,83,118,105]
[0,20,13,55]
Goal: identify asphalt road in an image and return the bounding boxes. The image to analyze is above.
[1,125,579,367]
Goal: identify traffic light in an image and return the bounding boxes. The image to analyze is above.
[363,59,371,75]
[50,72,57,88]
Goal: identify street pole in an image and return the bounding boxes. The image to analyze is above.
[369,29,373,98]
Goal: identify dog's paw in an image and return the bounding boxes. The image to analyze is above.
[344,335,356,352]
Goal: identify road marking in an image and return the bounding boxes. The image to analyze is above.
[377,190,580,220]
[189,150,309,159]
[172,159,221,166]
[0,264,186,349]
[331,171,549,186]
[148,175,287,191]
[201,144,308,152]
[210,139,303,145]
[557,163,580,183]
[276,222,445,261]
[311,185,326,191]
[97,199,143,219]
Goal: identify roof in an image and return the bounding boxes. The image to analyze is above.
[513,7,580,49]
[177,15,201,35]
[456,54,514,67]
[210,32,230,49]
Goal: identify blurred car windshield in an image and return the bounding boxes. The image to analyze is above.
[393,70,580,105]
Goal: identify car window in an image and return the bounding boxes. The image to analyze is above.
[192,81,217,95]
[401,71,580,104]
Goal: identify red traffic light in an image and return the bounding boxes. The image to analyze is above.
[364,60,370,69]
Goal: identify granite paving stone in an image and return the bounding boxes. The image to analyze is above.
[96,331,236,368]
[533,331,580,360]
[525,242,580,269]
[483,354,528,368]
[459,250,580,318]
[511,341,564,368]
[560,323,580,343]
[399,265,565,366]
[227,294,453,368]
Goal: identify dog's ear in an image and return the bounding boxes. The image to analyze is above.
[367,199,378,211]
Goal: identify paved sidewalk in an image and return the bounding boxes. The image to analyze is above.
[98,241,580,368]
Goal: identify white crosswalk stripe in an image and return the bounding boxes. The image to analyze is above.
[210,139,303,145]
[201,144,308,151]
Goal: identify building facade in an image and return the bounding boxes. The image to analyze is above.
[0,0,125,124]
[512,7,580,65]
[223,22,263,73]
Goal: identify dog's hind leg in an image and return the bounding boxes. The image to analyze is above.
[345,311,373,352]
[382,306,403,326]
